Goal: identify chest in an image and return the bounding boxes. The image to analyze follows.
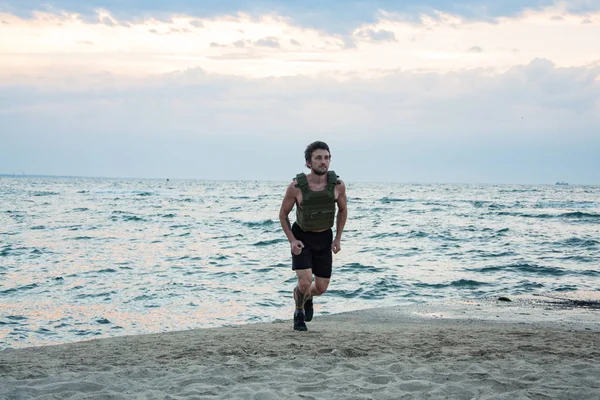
[296,185,338,207]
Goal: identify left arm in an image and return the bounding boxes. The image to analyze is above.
[332,181,347,253]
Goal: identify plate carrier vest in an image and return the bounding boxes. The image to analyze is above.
[294,170,340,232]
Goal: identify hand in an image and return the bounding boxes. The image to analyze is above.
[331,238,341,254]
[291,239,304,255]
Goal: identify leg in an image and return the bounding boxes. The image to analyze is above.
[292,271,312,332]
[304,230,333,322]
[291,246,312,331]
[291,229,313,303]
[303,277,329,322]
[307,276,330,298]
[295,269,313,301]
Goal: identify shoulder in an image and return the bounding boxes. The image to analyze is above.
[286,179,300,193]
[335,179,346,196]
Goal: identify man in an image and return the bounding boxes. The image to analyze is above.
[278,141,348,331]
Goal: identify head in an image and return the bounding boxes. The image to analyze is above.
[304,141,331,176]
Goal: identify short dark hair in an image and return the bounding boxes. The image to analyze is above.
[304,141,331,163]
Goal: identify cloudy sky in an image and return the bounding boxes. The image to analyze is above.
[1,0,599,184]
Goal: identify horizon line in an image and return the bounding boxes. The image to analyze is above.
[0,173,592,186]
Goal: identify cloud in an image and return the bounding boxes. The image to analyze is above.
[2,6,600,81]
[99,13,116,27]
[148,27,190,35]
[0,59,600,183]
[287,59,334,63]
[340,35,356,49]
[355,28,396,42]
[5,0,600,35]
[208,53,263,60]
[254,37,280,48]
[2,60,598,183]
[2,3,600,183]
[2,59,598,139]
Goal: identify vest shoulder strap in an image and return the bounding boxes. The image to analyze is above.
[294,173,309,191]
[327,171,340,190]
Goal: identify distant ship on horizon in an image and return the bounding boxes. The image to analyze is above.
[555,181,569,186]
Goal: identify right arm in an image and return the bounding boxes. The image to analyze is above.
[279,181,298,243]
[279,181,304,255]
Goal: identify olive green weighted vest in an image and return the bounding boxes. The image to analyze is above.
[295,171,340,231]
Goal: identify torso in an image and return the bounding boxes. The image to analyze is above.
[293,178,339,232]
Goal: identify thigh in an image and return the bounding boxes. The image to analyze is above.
[295,268,313,285]
[314,276,330,293]
[291,223,313,271]
[292,247,313,271]
[311,229,332,278]
[311,249,332,278]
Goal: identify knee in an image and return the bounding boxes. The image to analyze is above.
[298,279,312,294]
[314,282,329,296]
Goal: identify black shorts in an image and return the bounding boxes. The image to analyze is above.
[291,222,333,279]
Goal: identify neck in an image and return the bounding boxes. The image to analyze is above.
[307,171,327,183]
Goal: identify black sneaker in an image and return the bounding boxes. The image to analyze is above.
[304,298,314,322]
[293,309,307,331]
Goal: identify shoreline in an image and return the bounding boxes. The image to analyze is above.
[1,298,599,399]
[2,292,598,351]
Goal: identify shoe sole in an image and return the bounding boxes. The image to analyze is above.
[294,325,307,331]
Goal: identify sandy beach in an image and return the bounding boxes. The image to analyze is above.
[1,297,599,400]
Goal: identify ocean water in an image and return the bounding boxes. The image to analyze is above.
[1,177,599,349]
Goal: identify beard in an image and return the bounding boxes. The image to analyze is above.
[311,165,328,176]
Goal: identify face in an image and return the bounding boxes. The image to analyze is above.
[307,149,330,176]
